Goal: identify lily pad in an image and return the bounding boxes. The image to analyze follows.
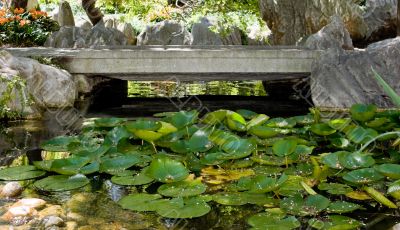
[248,126,279,139]
[308,215,362,230]
[326,201,362,214]
[321,152,344,169]
[350,104,377,122]
[157,178,207,197]
[201,110,227,125]
[374,164,400,179]
[118,193,164,211]
[111,168,154,186]
[310,123,336,136]
[147,156,189,183]
[40,136,79,152]
[125,119,161,131]
[265,117,296,128]
[246,114,270,129]
[318,183,353,195]
[0,166,46,181]
[328,118,352,131]
[247,212,300,230]
[50,157,91,175]
[170,110,198,129]
[338,152,375,170]
[220,138,256,160]
[34,174,90,191]
[272,139,297,157]
[343,168,384,184]
[100,155,142,175]
[187,129,213,152]
[346,126,378,144]
[280,194,330,216]
[156,197,211,218]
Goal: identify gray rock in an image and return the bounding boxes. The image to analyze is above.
[42,215,64,228]
[191,17,242,45]
[137,20,192,45]
[57,1,75,27]
[76,19,92,30]
[392,223,400,230]
[305,15,354,50]
[259,0,367,45]
[0,51,76,114]
[310,37,400,108]
[74,74,92,94]
[0,182,23,198]
[45,21,128,48]
[363,0,398,42]
[117,22,137,45]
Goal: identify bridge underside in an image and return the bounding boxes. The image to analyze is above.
[5,46,319,82]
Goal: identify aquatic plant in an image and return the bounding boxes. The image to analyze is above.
[0,74,31,119]
[0,106,399,229]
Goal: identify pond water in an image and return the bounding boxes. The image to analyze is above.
[0,81,399,229]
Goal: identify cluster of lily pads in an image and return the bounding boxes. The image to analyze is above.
[0,104,399,229]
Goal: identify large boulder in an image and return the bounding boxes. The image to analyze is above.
[305,15,354,50]
[0,51,76,117]
[57,0,75,27]
[117,22,137,45]
[363,0,398,43]
[191,17,242,45]
[137,20,192,45]
[310,37,400,108]
[259,0,367,45]
[45,21,128,48]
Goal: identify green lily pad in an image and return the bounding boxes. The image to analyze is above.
[201,110,227,125]
[293,114,314,125]
[187,129,213,152]
[247,212,300,230]
[118,193,164,211]
[308,215,362,230]
[155,197,211,218]
[374,164,400,179]
[100,155,142,175]
[157,178,207,197]
[220,138,256,160]
[346,126,378,144]
[236,109,258,119]
[272,139,297,157]
[248,126,279,139]
[321,152,344,169]
[34,174,90,191]
[104,126,131,146]
[0,166,46,181]
[343,168,384,184]
[246,114,270,129]
[388,180,400,199]
[146,156,189,183]
[338,152,375,170]
[200,152,227,165]
[111,168,154,186]
[280,194,330,216]
[132,129,163,143]
[170,110,198,129]
[40,136,79,152]
[328,118,352,130]
[125,119,161,131]
[265,118,296,128]
[326,201,362,214]
[310,123,336,136]
[94,117,127,127]
[251,155,293,166]
[33,160,53,171]
[212,192,275,206]
[79,162,100,175]
[318,183,353,195]
[50,157,91,175]
[248,174,288,193]
[226,111,247,132]
[366,117,391,128]
[350,104,377,122]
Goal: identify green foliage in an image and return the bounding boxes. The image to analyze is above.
[0,8,59,46]
[0,74,31,120]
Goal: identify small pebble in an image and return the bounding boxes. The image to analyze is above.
[1,206,37,222]
[1,182,23,198]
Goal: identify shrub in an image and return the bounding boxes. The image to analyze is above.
[0,7,59,47]
[0,74,31,120]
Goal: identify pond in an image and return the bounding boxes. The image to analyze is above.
[0,81,399,229]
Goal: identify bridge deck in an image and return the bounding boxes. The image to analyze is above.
[5,46,320,81]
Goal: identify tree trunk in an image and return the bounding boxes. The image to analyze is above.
[81,0,103,26]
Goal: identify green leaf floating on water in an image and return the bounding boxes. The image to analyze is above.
[350,104,377,122]
[226,111,247,132]
[338,152,375,170]
[146,156,189,183]
[220,138,256,160]
[308,215,362,230]
[310,123,336,136]
[343,168,384,184]
[0,165,46,181]
[111,168,154,186]
[326,201,363,214]
[246,114,270,130]
[265,117,296,128]
[346,126,378,144]
[201,109,227,125]
[318,183,353,195]
[40,136,79,152]
[34,174,90,191]
[248,126,279,139]
[212,192,276,206]
[236,109,258,120]
[118,193,165,212]
[272,138,297,157]
[187,129,213,152]
[328,118,352,131]
[155,197,211,218]
[247,212,300,230]
[170,110,198,129]
[157,178,207,197]
[99,155,142,175]
[280,194,330,216]
[94,117,127,127]
[50,157,91,175]
[374,164,400,179]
